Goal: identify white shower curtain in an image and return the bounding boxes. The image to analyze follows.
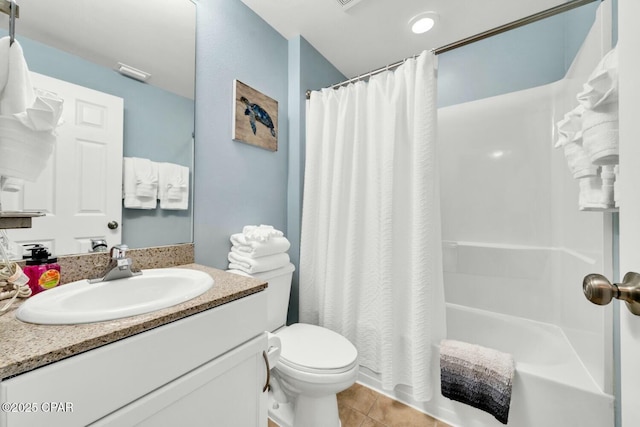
[299,51,446,401]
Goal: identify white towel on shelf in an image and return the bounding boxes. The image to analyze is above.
[228,251,290,274]
[123,157,157,209]
[1,177,22,192]
[614,165,620,208]
[578,175,610,211]
[577,46,618,110]
[158,162,189,210]
[242,225,284,242]
[230,233,290,258]
[555,106,598,179]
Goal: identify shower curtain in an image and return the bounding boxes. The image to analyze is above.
[299,50,446,401]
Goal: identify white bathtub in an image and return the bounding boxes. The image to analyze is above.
[443,303,613,427]
[358,303,614,427]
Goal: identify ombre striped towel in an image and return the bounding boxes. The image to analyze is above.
[440,339,515,425]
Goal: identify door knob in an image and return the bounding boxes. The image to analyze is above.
[107,220,119,230]
[583,272,640,316]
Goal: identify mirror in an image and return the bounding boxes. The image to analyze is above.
[0,0,196,256]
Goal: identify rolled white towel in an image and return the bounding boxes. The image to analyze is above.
[614,165,620,208]
[243,225,284,242]
[578,175,609,211]
[0,177,22,192]
[582,125,618,166]
[555,107,598,179]
[228,251,290,274]
[230,233,290,258]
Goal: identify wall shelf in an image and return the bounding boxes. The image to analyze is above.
[0,211,45,229]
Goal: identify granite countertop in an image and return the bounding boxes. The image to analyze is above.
[0,264,267,380]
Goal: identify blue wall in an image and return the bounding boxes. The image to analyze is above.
[438,2,600,107]
[194,0,289,269]
[287,36,346,324]
[192,0,600,322]
[2,31,195,249]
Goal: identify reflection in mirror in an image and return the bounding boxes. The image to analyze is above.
[0,0,195,258]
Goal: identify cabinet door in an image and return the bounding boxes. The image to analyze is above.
[91,333,268,427]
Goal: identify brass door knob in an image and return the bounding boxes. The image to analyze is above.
[107,220,119,230]
[583,272,640,316]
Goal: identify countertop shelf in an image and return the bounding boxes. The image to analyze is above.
[0,211,45,229]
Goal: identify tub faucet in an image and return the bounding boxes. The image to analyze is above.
[88,244,142,283]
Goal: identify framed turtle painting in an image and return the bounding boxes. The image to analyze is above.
[232,79,278,151]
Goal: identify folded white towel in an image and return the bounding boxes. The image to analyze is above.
[132,158,158,198]
[230,233,290,258]
[228,251,290,274]
[123,157,157,209]
[0,116,56,181]
[243,225,284,242]
[577,47,618,110]
[158,162,189,210]
[14,88,64,132]
[0,37,35,116]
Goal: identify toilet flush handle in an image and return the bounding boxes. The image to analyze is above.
[262,333,282,393]
[262,350,270,392]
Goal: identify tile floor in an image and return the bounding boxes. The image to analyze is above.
[268,383,452,427]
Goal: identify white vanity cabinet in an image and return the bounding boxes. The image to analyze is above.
[0,291,268,427]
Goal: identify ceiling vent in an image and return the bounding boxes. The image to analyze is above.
[336,0,365,11]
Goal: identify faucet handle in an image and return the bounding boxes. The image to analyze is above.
[110,244,129,260]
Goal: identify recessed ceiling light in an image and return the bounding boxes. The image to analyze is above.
[409,12,438,34]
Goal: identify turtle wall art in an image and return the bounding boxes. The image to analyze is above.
[233,80,278,151]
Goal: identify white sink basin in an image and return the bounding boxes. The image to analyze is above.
[16,268,214,325]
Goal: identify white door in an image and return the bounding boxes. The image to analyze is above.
[616,0,640,425]
[2,73,123,256]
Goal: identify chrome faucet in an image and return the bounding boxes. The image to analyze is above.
[88,244,142,283]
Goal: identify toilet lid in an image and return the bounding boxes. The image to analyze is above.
[277,323,358,374]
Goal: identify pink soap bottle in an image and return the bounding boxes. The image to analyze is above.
[23,244,61,296]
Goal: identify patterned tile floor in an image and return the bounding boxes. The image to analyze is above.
[268,383,452,427]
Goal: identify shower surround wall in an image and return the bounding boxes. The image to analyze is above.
[428,3,614,426]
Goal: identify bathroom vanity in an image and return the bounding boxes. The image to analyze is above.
[0,264,269,427]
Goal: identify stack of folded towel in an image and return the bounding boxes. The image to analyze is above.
[554,46,618,211]
[440,339,515,425]
[228,225,291,274]
[0,37,62,183]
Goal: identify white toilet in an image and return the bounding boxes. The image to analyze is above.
[229,263,358,427]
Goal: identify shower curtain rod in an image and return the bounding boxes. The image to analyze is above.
[306,0,601,99]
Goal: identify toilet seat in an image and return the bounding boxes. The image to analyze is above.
[276,323,358,375]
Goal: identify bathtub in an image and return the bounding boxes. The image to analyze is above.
[358,303,614,427]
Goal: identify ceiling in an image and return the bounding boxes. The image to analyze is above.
[240,0,574,80]
[0,0,577,98]
[0,0,195,99]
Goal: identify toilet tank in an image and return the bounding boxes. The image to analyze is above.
[228,263,295,332]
